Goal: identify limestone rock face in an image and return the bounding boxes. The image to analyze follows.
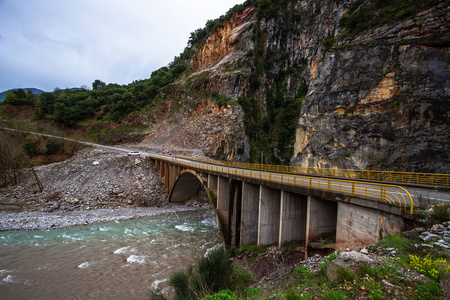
[291,2,449,172]
[192,6,256,72]
[156,0,449,170]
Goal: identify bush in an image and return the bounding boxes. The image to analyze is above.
[202,290,236,300]
[318,252,338,275]
[241,287,261,299]
[24,141,40,157]
[44,139,63,156]
[170,270,194,300]
[169,249,233,300]
[322,289,347,300]
[197,248,231,293]
[335,266,355,283]
[414,280,442,299]
[292,265,311,278]
[228,264,253,291]
[409,254,450,281]
[431,204,450,223]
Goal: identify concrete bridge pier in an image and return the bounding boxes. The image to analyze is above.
[230,180,242,246]
[216,176,231,243]
[258,186,281,245]
[208,174,218,192]
[240,182,259,245]
[279,192,307,248]
[306,197,337,247]
[152,157,405,252]
[335,202,403,250]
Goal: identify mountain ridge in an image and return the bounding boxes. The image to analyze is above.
[0,88,45,101]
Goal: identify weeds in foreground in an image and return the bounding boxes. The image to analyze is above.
[409,254,450,281]
[162,233,448,300]
[166,248,253,300]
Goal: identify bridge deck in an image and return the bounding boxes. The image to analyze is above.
[149,154,415,213]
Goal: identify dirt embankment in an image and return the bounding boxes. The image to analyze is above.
[0,148,169,214]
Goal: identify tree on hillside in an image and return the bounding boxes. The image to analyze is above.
[0,133,30,187]
[3,91,18,104]
[92,79,106,90]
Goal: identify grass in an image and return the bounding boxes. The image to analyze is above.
[189,233,450,300]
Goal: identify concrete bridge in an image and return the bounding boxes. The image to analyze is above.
[149,154,413,252]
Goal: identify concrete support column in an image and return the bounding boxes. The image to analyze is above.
[279,191,307,248]
[217,176,229,212]
[159,162,165,179]
[217,176,230,244]
[306,197,337,246]
[258,186,281,246]
[240,182,259,246]
[335,202,403,250]
[168,164,174,188]
[208,174,218,192]
[164,163,169,189]
[230,181,242,247]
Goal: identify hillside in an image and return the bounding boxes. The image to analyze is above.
[0,88,45,101]
[0,0,448,173]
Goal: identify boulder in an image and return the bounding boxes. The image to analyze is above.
[326,251,372,281]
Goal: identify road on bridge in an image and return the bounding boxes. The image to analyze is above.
[2,127,449,209]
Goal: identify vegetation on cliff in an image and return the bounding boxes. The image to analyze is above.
[339,0,443,35]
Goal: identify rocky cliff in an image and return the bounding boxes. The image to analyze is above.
[150,0,449,172]
[293,1,450,173]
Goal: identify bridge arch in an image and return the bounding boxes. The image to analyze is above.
[169,170,205,203]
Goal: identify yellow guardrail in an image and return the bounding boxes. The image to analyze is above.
[171,155,449,187]
[149,154,414,213]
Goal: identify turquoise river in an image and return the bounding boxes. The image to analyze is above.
[0,209,221,299]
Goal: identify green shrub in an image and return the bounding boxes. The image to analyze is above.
[369,289,384,300]
[202,290,236,300]
[44,139,63,156]
[335,266,355,283]
[431,204,450,223]
[292,265,311,277]
[283,289,305,300]
[170,270,194,300]
[414,280,442,299]
[318,252,338,275]
[24,141,40,157]
[322,289,347,300]
[241,287,261,299]
[228,264,253,291]
[234,244,267,257]
[170,249,232,300]
[321,37,336,53]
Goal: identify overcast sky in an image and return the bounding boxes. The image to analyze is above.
[0,0,244,92]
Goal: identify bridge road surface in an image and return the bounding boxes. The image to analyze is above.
[2,127,449,207]
[155,154,414,210]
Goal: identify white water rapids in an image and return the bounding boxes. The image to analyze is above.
[0,209,221,299]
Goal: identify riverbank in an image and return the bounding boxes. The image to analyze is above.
[0,204,211,231]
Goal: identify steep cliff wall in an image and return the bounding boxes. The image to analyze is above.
[291,1,450,173]
[151,0,449,172]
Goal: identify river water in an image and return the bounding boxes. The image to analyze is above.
[0,209,221,300]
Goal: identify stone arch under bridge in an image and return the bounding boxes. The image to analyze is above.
[169,170,208,203]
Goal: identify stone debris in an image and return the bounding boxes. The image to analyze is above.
[0,148,169,214]
[419,223,450,249]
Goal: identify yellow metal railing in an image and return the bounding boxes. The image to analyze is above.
[171,155,449,187]
[149,154,414,213]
